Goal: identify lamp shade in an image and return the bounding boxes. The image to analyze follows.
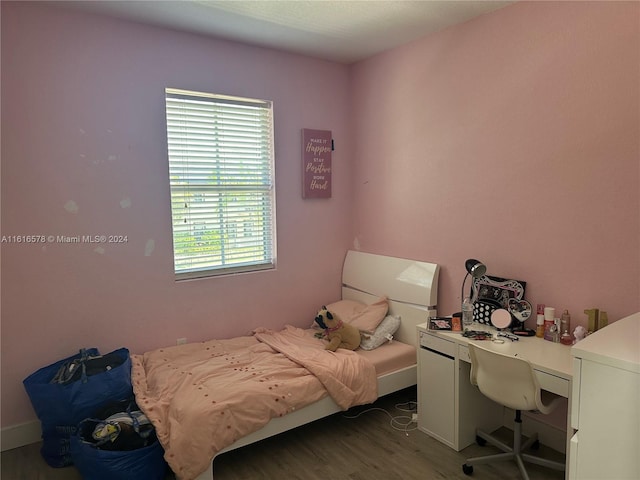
[461,258,487,308]
[465,259,486,278]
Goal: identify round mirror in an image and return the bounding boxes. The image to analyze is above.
[490,309,512,329]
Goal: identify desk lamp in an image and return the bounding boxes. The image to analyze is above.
[461,258,486,303]
[455,259,487,327]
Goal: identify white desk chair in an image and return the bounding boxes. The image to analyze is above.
[462,343,566,480]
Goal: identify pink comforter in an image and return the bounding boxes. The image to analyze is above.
[131,325,377,480]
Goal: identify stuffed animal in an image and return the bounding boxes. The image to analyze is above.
[573,325,588,344]
[314,306,361,352]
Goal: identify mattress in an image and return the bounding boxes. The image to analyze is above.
[357,340,417,377]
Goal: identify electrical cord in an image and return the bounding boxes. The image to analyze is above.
[342,400,418,435]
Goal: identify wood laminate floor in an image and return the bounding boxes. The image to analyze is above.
[1,387,565,480]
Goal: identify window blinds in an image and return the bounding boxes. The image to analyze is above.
[165,88,276,279]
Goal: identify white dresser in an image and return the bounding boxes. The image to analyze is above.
[569,312,640,480]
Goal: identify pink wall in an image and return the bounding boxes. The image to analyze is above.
[1,3,353,427]
[350,1,639,325]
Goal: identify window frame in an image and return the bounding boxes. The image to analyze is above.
[164,88,277,280]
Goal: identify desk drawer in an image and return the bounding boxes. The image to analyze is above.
[419,332,455,357]
[535,370,570,397]
[458,343,568,396]
[459,345,471,363]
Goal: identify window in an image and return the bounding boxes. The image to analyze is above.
[165,88,276,280]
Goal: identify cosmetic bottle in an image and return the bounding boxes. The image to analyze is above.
[543,307,555,341]
[553,318,560,343]
[560,310,573,345]
[536,314,544,338]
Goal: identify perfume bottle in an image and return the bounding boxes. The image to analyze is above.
[560,309,573,345]
[536,314,544,338]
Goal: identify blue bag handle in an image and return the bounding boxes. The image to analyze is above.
[79,348,89,384]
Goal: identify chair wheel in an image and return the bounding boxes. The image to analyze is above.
[462,464,474,475]
[475,435,487,446]
[531,439,540,450]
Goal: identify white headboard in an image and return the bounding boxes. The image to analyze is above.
[341,250,440,346]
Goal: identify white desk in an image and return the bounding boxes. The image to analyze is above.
[416,322,573,473]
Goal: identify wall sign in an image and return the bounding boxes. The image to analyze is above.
[302,128,332,198]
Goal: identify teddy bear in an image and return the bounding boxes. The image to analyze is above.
[314,306,361,352]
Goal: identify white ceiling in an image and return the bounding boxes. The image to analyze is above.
[52,0,514,64]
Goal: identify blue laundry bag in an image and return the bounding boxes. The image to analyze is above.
[70,415,167,480]
[23,348,133,467]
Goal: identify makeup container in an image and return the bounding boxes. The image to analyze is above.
[536,314,545,338]
[544,307,555,341]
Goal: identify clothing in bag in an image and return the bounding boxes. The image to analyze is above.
[70,399,167,480]
[23,348,133,467]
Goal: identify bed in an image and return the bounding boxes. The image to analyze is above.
[131,250,439,480]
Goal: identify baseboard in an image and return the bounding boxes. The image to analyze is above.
[503,408,566,454]
[1,421,41,452]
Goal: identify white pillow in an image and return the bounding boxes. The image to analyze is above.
[359,315,401,350]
